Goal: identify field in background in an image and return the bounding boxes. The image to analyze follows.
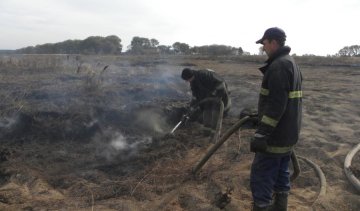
[0,54,359,210]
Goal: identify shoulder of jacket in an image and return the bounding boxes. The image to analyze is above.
[197,69,208,74]
[270,55,293,69]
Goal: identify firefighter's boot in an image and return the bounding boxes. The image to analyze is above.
[252,204,269,211]
[269,192,288,211]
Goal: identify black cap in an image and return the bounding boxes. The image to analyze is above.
[256,27,286,44]
[181,68,194,80]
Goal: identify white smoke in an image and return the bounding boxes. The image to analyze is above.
[98,131,152,161]
[0,117,17,128]
[135,109,169,134]
[110,133,128,150]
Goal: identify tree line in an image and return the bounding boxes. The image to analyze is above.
[17,35,123,55]
[16,35,244,56]
[15,35,359,57]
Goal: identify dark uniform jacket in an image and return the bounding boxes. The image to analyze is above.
[190,69,230,108]
[257,46,302,154]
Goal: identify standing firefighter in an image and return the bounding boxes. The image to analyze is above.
[250,27,302,211]
[181,68,231,136]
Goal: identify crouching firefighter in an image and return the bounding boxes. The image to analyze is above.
[250,27,302,211]
[181,68,231,136]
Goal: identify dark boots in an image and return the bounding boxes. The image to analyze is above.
[253,192,288,211]
[269,192,288,211]
[252,204,270,211]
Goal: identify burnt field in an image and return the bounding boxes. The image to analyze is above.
[0,54,359,210]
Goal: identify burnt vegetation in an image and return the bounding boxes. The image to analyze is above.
[0,54,227,210]
[0,53,359,210]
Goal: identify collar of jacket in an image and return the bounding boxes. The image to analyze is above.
[259,46,291,74]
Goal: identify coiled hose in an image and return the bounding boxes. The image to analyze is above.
[344,143,360,193]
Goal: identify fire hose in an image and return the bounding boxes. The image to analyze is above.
[170,97,301,181]
[192,116,250,174]
[156,111,328,209]
[297,155,327,204]
[168,96,328,207]
[344,143,360,193]
[155,115,300,210]
[191,115,329,208]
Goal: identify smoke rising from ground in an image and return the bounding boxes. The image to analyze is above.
[0,117,16,128]
[96,131,152,161]
[134,109,170,134]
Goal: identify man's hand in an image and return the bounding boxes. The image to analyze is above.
[211,89,225,98]
[185,105,196,115]
[250,133,268,153]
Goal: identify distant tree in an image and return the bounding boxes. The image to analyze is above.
[211,45,237,56]
[80,35,122,54]
[16,35,122,55]
[80,36,102,54]
[55,40,81,54]
[338,46,350,56]
[18,46,36,54]
[238,47,244,55]
[172,42,190,54]
[190,45,241,56]
[103,35,122,54]
[35,43,55,54]
[127,36,158,54]
[150,39,159,48]
[302,54,317,57]
[337,45,360,57]
[190,46,200,55]
[157,45,172,54]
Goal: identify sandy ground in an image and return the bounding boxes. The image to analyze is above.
[0,55,359,210]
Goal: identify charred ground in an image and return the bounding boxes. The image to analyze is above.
[0,55,359,210]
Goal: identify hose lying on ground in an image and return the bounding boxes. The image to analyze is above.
[344,143,360,193]
[298,155,327,204]
[192,116,250,175]
[158,113,325,209]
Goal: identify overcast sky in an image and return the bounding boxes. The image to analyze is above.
[0,0,359,55]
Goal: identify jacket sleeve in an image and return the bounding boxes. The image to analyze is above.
[256,64,290,135]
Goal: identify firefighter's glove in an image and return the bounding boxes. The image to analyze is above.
[250,133,268,153]
[181,114,190,125]
[188,105,196,113]
[185,105,196,116]
[211,89,225,98]
[210,90,217,97]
